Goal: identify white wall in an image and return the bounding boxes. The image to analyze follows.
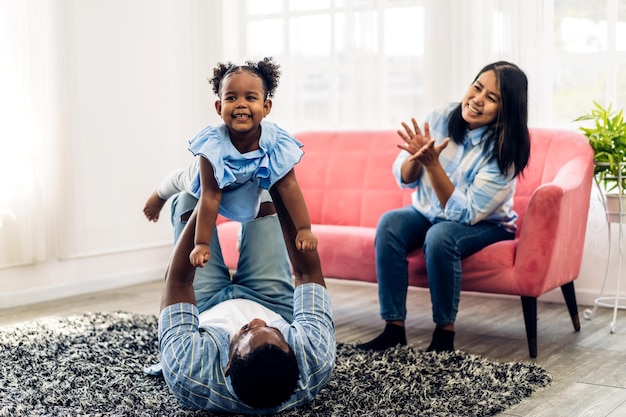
[0,0,223,307]
[0,0,623,313]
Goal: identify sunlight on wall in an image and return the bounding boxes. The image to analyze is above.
[560,16,626,52]
[0,73,36,218]
[0,0,41,231]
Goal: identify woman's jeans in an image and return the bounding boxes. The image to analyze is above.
[375,206,514,325]
[170,192,295,322]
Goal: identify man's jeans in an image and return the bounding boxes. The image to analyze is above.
[170,192,295,322]
[375,206,514,325]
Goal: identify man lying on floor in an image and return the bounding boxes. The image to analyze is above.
[156,191,335,414]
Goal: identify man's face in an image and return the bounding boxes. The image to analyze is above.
[225,318,290,375]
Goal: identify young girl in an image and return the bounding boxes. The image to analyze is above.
[144,57,317,266]
[357,61,531,353]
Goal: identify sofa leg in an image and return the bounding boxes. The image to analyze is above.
[520,296,538,358]
[561,281,581,332]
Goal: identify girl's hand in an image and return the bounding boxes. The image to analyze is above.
[397,119,431,155]
[189,243,210,268]
[296,229,318,252]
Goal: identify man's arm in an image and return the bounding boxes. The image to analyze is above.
[268,186,325,288]
[160,209,199,310]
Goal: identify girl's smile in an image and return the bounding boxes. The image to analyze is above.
[215,72,271,133]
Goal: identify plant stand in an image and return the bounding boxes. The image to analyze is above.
[584,171,626,333]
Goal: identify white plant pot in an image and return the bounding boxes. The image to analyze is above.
[605,193,626,223]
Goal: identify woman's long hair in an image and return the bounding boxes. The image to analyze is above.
[448,61,531,178]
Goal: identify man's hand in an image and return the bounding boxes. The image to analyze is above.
[189,243,210,268]
[161,209,199,310]
[296,229,318,252]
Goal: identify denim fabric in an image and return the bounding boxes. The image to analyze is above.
[170,191,294,322]
[375,206,513,324]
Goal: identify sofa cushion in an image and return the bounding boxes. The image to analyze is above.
[294,131,413,228]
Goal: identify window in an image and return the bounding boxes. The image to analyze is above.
[552,0,626,122]
[0,1,60,267]
[231,0,426,131]
[225,0,625,131]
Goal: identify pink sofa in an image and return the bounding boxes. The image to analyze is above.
[216,128,595,357]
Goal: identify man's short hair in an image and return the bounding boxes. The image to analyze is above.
[228,343,299,409]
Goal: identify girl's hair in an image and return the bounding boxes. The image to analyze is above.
[209,57,281,100]
[448,61,531,178]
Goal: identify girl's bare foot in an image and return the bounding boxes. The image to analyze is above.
[143,191,166,222]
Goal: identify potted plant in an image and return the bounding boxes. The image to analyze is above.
[575,101,626,222]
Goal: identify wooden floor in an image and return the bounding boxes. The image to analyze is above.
[2,278,626,417]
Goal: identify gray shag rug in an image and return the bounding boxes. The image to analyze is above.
[0,311,551,417]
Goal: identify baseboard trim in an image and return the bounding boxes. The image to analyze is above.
[0,266,166,309]
[0,274,615,311]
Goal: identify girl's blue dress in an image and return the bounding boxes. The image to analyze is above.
[188,120,304,222]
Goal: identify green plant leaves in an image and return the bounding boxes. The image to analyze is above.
[576,101,626,192]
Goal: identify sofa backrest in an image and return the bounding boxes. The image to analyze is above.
[294,128,591,233]
[294,131,412,228]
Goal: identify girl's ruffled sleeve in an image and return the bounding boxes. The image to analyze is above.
[259,124,304,189]
[188,125,237,192]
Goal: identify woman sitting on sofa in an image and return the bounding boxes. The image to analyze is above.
[357,61,531,353]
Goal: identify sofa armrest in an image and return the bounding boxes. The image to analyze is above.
[514,155,594,296]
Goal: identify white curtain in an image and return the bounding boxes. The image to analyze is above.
[0,0,620,267]
[0,0,63,267]
[490,0,554,125]
[226,0,557,132]
[419,0,553,123]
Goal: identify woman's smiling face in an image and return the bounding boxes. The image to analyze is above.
[460,69,501,130]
